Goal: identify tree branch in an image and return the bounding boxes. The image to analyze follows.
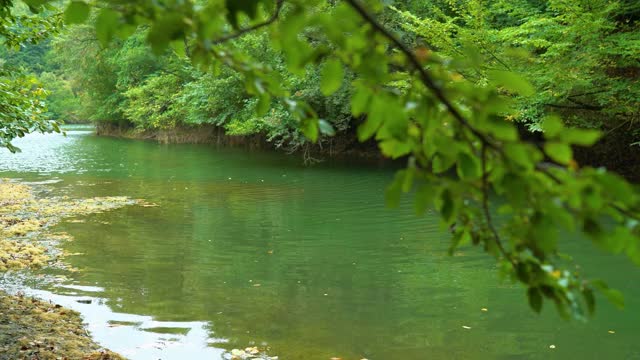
[211,0,285,45]
[344,0,495,149]
[544,102,603,111]
[481,143,513,263]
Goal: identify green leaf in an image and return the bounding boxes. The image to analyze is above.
[402,164,415,193]
[603,288,625,309]
[527,287,543,313]
[436,188,456,224]
[64,1,90,25]
[301,118,319,142]
[561,128,601,146]
[486,118,518,141]
[592,280,625,309]
[544,142,573,164]
[379,139,411,159]
[595,171,633,202]
[626,237,640,266]
[504,143,535,172]
[357,95,400,141]
[542,116,563,138]
[320,59,344,96]
[529,213,558,252]
[432,153,455,174]
[385,170,405,208]
[449,230,471,255]
[457,152,481,180]
[256,93,271,116]
[351,85,372,116]
[414,184,434,216]
[226,0,260,29]
[147,14,185,55]
[582,288,595,315]
[170,40,187,58]
[95,8,119,47]
[489,70,535,96]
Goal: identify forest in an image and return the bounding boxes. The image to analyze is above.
[0,0,639,359]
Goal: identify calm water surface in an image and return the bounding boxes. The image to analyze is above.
[0,126,639,359]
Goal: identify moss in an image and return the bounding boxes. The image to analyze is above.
[0,291,124,360]
[0,179,136,271]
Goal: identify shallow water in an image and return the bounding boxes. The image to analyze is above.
[1,126,639,359]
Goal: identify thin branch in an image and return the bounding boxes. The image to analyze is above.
[481,143,513,263]
[544,103,603,111]
[211,0,285,45]
[566,97,604,110]
[345,0,640,259]
[479,42,511,71]
[345,0,495,149]
[605,119,632,136]
[567,90,608,99]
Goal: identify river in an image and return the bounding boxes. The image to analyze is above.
[0,125,638,359]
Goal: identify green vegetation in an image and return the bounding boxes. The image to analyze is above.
[1,0,639,323]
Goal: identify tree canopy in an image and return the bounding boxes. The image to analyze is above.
[1,0,640,319]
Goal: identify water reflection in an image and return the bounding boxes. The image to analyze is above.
[0,128,639,359]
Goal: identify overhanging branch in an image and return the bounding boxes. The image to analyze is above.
[212,0,285,45]
[344,0,494,148]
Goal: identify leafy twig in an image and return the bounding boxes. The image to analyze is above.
[212,0,285,45]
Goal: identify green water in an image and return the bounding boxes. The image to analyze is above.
[1,126,639,359]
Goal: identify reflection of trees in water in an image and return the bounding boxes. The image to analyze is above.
[46,158,640,359]
[55,176,525,359]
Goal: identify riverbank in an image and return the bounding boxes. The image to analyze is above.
[0,290,123,360]
[95,122,384,162]
[0,179,136,359]
[96,122,640,180]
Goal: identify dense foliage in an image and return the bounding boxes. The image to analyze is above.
[392,0,640,132]
[0,1,62,151]
[1,0,639,319]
